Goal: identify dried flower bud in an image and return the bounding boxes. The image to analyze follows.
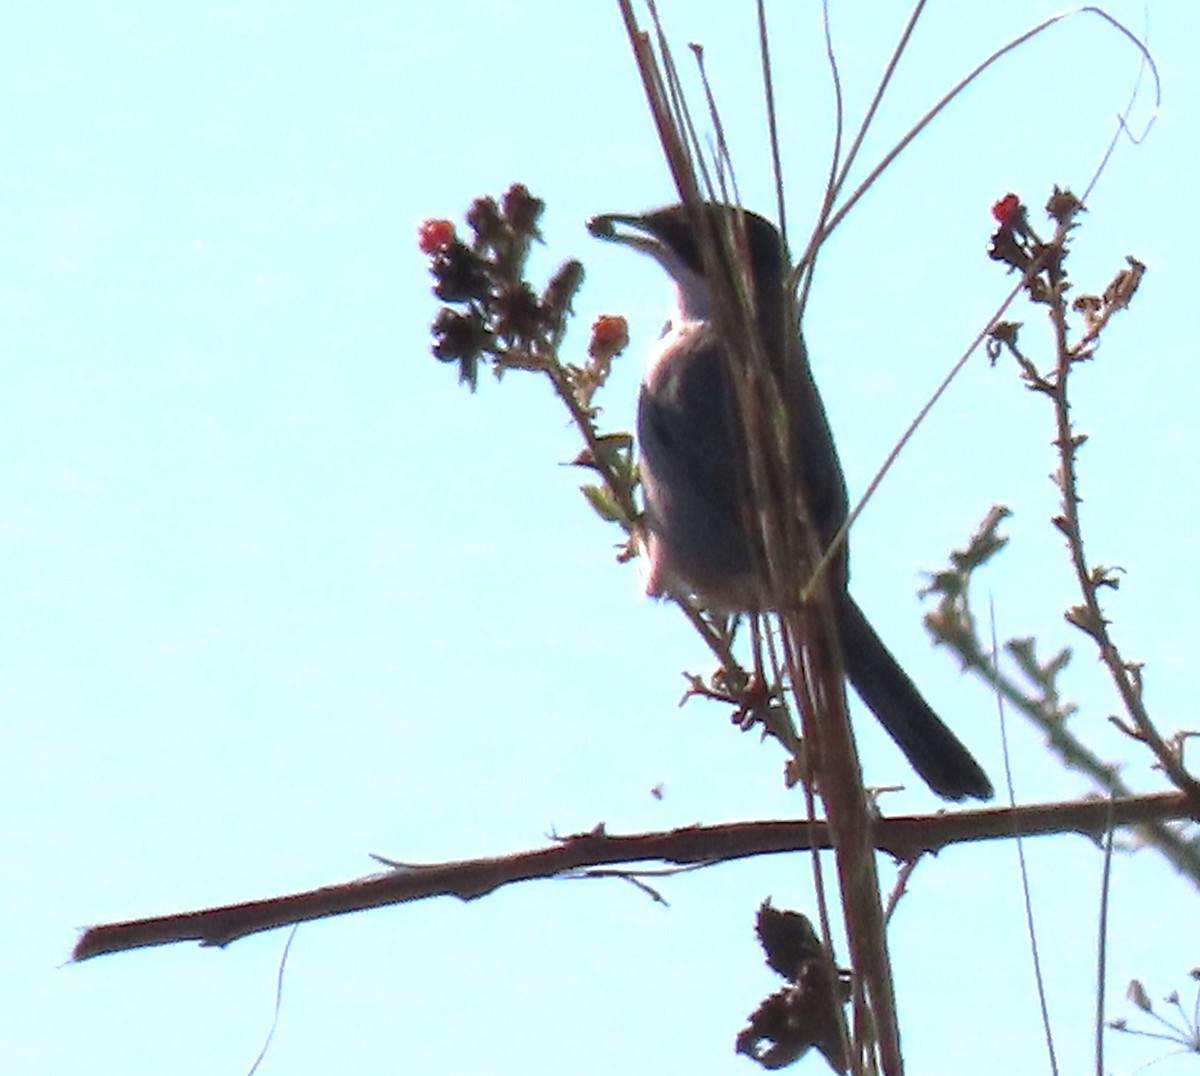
[466,196,504,246]
[431,241,490,303]
[1127,980,1153,1013]
[1045,186,1083,226]
[737,902,850,1073]
[431,306,490,363]
[492,282,543,340]
[501,183,544,235]
[987,227,1030,272]
[542,259,585,320]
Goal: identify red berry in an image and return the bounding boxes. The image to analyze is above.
[991,194,1020,226]
[418,218,456,254]
[588,314,629,361]
[590,313,628,349]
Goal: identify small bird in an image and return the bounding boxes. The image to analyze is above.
[588,203,993,802]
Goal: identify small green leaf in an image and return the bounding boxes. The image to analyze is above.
[581,483,621,522]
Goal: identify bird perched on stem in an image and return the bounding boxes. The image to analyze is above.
[588,202,992,802]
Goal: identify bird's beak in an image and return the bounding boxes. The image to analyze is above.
[586,213,660,256]
[588,209,712,318]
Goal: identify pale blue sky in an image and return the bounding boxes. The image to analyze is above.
[4,3,1198,1073]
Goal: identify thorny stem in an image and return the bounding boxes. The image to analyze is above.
[543,362,639,528]
[73,792,1197,962]
[1042,221,1200,801]
[945,620,1200,883]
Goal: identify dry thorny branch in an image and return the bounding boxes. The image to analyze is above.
[72,5,1199,1075]
[72,792,1193,962]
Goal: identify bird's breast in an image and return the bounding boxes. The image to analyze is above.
[636,320,760,610]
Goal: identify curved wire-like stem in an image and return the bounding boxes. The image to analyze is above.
[794,0,927,321]
[756,0,787,247]
[818,5,1160,249]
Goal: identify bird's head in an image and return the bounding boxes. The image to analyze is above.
[587,203,788,326]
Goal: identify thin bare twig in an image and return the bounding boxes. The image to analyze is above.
[994,594,1060,1076]
[1094,796,1117,1076]
[755,0,786,246]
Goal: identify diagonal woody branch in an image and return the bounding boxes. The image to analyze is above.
[73,791,1195,963]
